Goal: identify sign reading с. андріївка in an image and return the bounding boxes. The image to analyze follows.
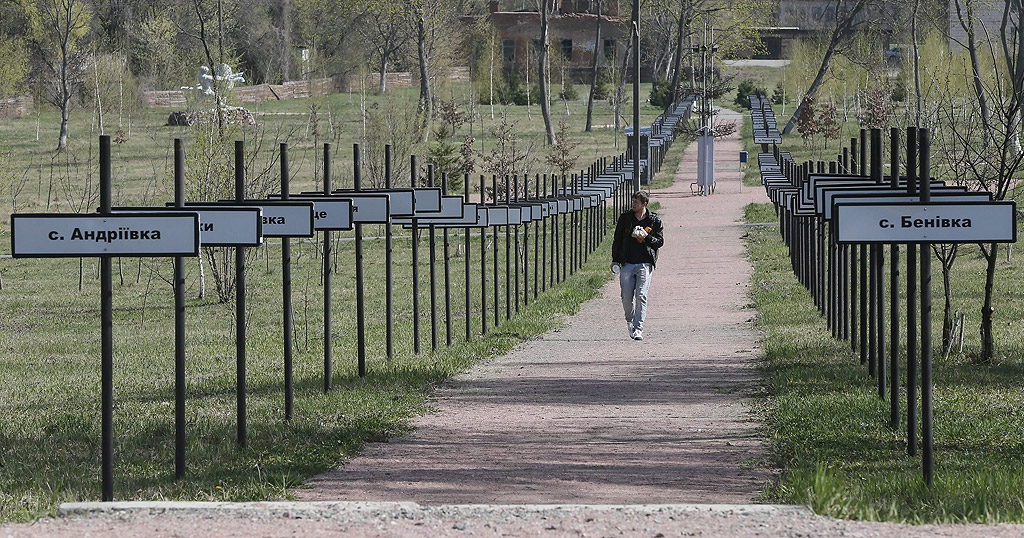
[11,213,200,257]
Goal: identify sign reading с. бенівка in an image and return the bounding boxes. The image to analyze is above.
[834,202,1016,244]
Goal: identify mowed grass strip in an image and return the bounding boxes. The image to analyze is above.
[746,201,1024,523]
[0,209,622,521]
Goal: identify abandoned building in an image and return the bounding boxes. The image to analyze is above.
[470,1,632,82]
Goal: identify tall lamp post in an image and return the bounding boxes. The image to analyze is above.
[632,0,640,192]
[693,16,718,195]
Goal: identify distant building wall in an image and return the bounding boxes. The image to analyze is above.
[141,68,472,108]
[0,96,33,118]
[471,8,631,82]
[947,0,1001,48]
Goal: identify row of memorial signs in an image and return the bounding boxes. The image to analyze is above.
[748,94,782,145]
[11,186,623,257]
[757,135,1015,487]
[760,160,1015,244]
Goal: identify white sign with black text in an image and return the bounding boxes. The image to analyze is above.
[12,213,200,257]
[835,202,1017,244]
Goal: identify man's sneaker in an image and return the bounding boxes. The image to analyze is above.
[627,322,634,338]
[634,330,643,341]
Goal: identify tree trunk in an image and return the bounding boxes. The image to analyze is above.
[281,0,291,81]
[217,0,225,65]
[782,45,838,135]
[198,251,206,299]
[669,3,688,106]
[1012,110,1023,156]
[912,0,922,125]
[56,4,73,151]
[417,9,433,143]
[937,245,958,354]
[614,38,632,133]
[526,38,532,119]
[58,36,71,151]
[585,0,602,132]
[94,57,104,135]
[379,57,388,93]
[538,4,556,144]
[968,32,993,143]
[58,102,70,151]
[980,243,998,362]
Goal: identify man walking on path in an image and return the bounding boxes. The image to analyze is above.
[612,191,664,340]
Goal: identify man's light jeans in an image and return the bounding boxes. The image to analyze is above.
[619,262,652,331]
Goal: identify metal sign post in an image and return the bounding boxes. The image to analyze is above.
[889,128,900,430]
[481,174,488,336]
[173,139,187,478]
[354,143,366,377]
[505,177,512,321]
[412,156,421,354]
[907,127,919,457]
[385,145,395,358]
[100,136,114,501]
[541,174,547,294]
[465,173,473,341]
[281,143,294,420]
[443,172,453,347]
[920,128,933,487]
[234,141,247,449]
[323,143,333,391]
[513,176,520,315]
[493,176,500,328]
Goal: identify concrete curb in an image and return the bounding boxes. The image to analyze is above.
[58,500,812,518]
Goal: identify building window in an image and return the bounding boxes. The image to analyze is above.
[603,39,615,60]
[561,39,573,60]
[502,39,515,63]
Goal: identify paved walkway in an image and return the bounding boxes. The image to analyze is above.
[296,108,771,504]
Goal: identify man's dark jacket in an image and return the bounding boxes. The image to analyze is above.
[612,209,665,269]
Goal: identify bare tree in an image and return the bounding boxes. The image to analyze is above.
[950,0,993,144]
[408,0,458,143]
[416,5,433,142]
[782,0,873,135]
[934,8,1024,361]
[358,0,408,93]
[23,0,92,151]
[668,0,693,105]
